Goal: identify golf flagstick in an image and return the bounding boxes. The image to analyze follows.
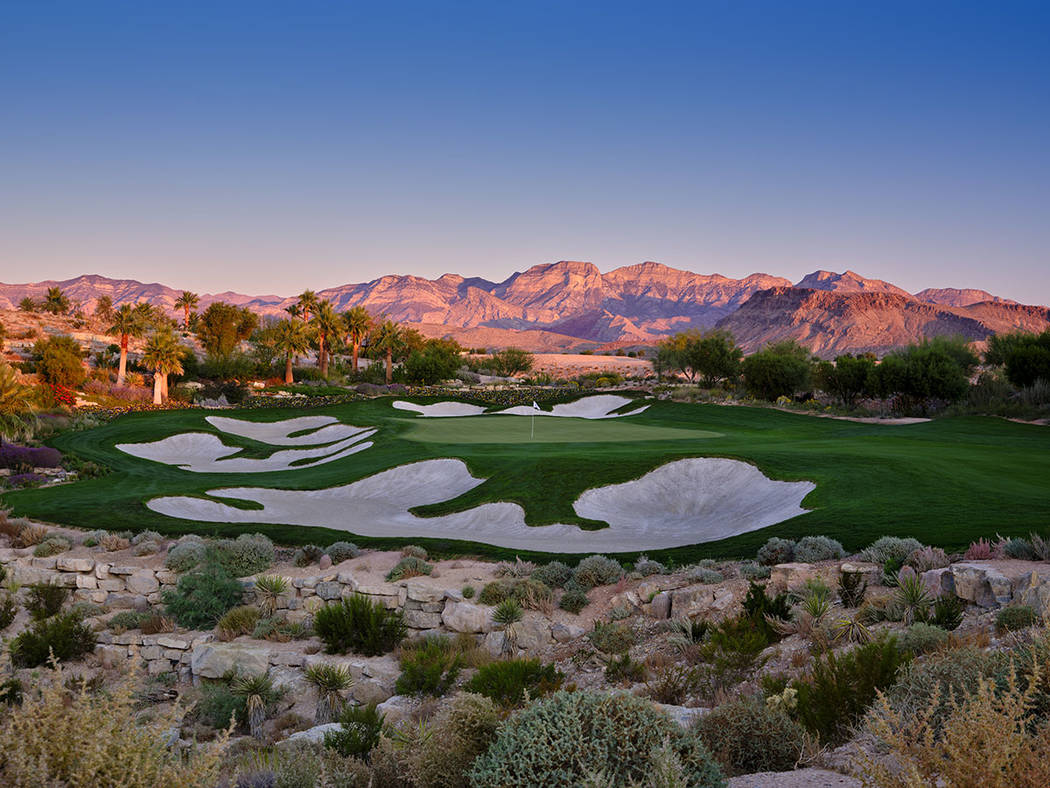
[532,400,540,439]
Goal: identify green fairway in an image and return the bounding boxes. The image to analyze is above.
[4,396,1049,563]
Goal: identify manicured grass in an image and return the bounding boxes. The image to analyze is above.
[4,397,1049,564]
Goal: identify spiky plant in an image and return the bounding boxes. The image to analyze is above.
[493,599,523,626]
[231,673,278,741]
[667,618,709,653]
[253,575,290,617]
[832,615,873,644]
[303,662,354,723]
[894,573,933,625]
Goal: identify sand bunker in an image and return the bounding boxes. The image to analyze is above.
[205,415,370,445]
[147,457,814,551]
[117,430,375,473]
[392,401,488,417]
[393,394,649,420]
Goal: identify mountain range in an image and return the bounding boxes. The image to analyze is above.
[1,263,1046,357]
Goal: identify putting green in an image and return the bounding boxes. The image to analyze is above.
[402,415,721,444]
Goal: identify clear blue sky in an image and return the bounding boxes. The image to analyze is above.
[1,1,1047,302]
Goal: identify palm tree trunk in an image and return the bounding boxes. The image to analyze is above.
[160,373,168,401]
[152,373,163,405]
[319,335,328,378]
[117,335,129,385]
[285,356,294,384]
[385,348,393,384]
[351,340,360,374]
[183,306,190,330]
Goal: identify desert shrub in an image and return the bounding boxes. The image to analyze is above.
[930,595,965,631]
[195,682,243,730]
[293,544,325,567]
[314,593,406,656]
[589,621,635,654]
[32,535,71,557]
[303,662,354,723]
[162,562,245,629]
[14,522,48,547]
[465,657,564,707]
[492,598,523,625]
[905,545,950,572]
[80,530,106,547]
[559,588,589,614]
[898,622,949,655]
[635,555,667,576]
[140,613,174,635]
[235,744,324,788]
[964,537,1001,560]
[741,581,791,643]
[793,636,909,745]
[860,536,924,565]
[756,537,795,566]
[132,539,161,556]
[572,554,624,589]
[531,560,572,588]
[404,692,500,788]
[838,570,868,607]
[323,703,385,759]
[695,696,806,776]
[0,444,62,469]
[997,604,1038,633]
[10,611,97,667]
[69,600,103,619]
[693,616,771,695]
[1004,538,1038,561]
[107,610,151,633]
[794,535,846,563]
[0,662,230,786]
[478,577,553,607]
[386,555,433,581]
[469,690,725,787]
[395,635,463,696]
[461,585,475,599]
[26,582,70,619]
[400,544,428,559]
[0,592,16,630]
[686,567,724,584]
[252,574,290,616]
[894,572,934,624]
[216,605,261,640]
[99,533,129,551]
[325,541,360,563]
[605,654,647,684]
[0,678,23,706]
[494,557,537,577]
[131,529,162,545]
[647,662,703,704]
[740,561,771,580]
[231,673,283,739]
[209,533,274,577]
[164,539,208,572]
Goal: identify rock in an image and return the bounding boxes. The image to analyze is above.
[609,591,641,611]
[1014,569,1050,619]
[727,768,862,787]
[57,556,95,573]
[190,642,270,678]
[140,645,163,661]
[482,630,509,657]
[403,581,445,604]
[441,601,492,634]
[920,567,954,598]
[126,572,160,595]
[31,557,57,570]
[285,723,342,745]
[95,644,127,669]
[157,635,191,650]
[403,608,442,629]
[376,695,417,729]
[314,581,342,600]
[951,562,1013,608]
[551,623,586,643]
[770,563,826,590]
[505,616,552,653]
[72,574,98,589]
[653,703,708,728]
[839,561,883,585]
[148,659,172,675]
[318,554,333,570]
[353,678,394,706]
[269,665,310,695]
[649,591,672,619]
[108,565,138,575]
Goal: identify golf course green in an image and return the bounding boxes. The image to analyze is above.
[5,396,1049,563]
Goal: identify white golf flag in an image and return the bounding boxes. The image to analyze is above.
[532,401,541,411]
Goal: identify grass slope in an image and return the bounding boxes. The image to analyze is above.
[4,397,1049,564]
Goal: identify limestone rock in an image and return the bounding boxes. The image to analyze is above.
[126,572,160,595]
[285,722,341,745]
[191,642,270,678]
[57,556,95,573]
[951,562,1012,608]
[441,601,492,634]
[1014,569,1050,619]
[314,581,342,600]
[551,623,586,643]
[376,695,417,729]
[505,616,552,653]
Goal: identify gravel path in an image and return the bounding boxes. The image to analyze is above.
[728,769,861,788]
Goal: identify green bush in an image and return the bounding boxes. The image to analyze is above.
[1003,537,1038,560]
[559,588,589,614]
[0,592,17,630]
[107,610,151,632]
[195,681,243,730]
[325,541,360,563]
[588,621,635,654]
[478,577,552,607]
[293,544,325,567]
[794,535,846,563]
[695,696,806,776]
[386,555,433,581]
[395,636,463,696]
[756,537,796,566]
[209,533,274,577]
[25,582,69,620]
[930,595,965,631]
[469,690,726,787]
[996,604,1038,633]
[162,561,245,629]
[571,554,624,589]
[404,692,500,788]
[10,612,97,667]
[323,703,385,759]
[401,544,428,560]
[898,622,949,655]
[531,560,572,588]
[461,585,475,599]
[33,536,71,557]
[741,582,791,643]
[740,562,772,581]
[314,593,406,656]
[164,539,208,572]
[605,654,647,684]
[464,658,563,707]
[492,599,523,625]
[216,605,261,639]
[635,555,666,576]
[793,637,909,745]
[860,536,923,565]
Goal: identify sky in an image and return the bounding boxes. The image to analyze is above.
[1,1,1048,302]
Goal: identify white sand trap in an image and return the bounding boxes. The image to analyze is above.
[393,401,488,417]
[205,415,370,445]
[117,430,375,473]
[495,394,649,419]
[147,457,814,551]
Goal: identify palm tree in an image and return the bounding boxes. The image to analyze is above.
[273,318,313,384]
[108,304,143,386]
[41,287,69,315]
[93,295,114,324]
[303,663,354,724]
[371,320,404,385]
[133,301,157,329]
[142,330,184,404]
[343,306,373,374]
[174,291,199,330]
[296,290,319,322]
[312,300,341,378]
[0,363,36,447]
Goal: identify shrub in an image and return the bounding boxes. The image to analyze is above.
[0,592,16,630]
[132,540,161,556]
[740,562,772,581]
[741,581,791,643]
[293,544,325,567]
[695,696,806,776]
[98,533,129,551]
[905,545,950,572]
[589,621,635,654]
[531,560,572,588]
[793,637,909,745]
[14,523,48,547]
[0,444,62,469]
[860,536,924,565]
[26,582,70,620]
[209,533,274,577]
[605,654,647,684]
[162,562,245,629]
[756,537,795,566]
[165,539,208,572]
[108,610,151,633]
[401,544,428,559]
[461,584,475,599]
[0,661,230,786]
[403,692,500,788]
[687,567,724,584]
[10,611,97,667]
[894,572,933,625]
[838,570,867,607]
[385,555,433,581]
[930,595,965,631]
[313,593,406,656]
[898,622,949,655]
[323,703,385,759]
[494,557,537,577]
[465,658,564,707]
[997,604,1038,633]
[395,635,463,697]
[647,662,703,704]
[195,682,243,730]
[325,541,360,563]
[635,555,667,576]
[572,554,624,589]
[303,662,354,723]
[478,577,553,608]
[794,535,846,563]
[469,690,726,787]
[33,536,71,557]
[964,537,1001,561]
[559,588,589,614]
[216,605,261,640]
[492,598,523,625]
[231,673,283,740]
[1003,538,1038,561]
[131,530,162,545]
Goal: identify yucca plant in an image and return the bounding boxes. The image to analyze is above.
[493,599,523,626]
[303,662,354,723]
[832,615,873,644]
[667,617,709,653]
[894,573,933,625]
[253,575,290,617]
[231,673,279,741]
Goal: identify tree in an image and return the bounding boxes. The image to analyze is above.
[18,297,37,313]
[741,340,813,401]
[870,337,978,407]
[296,290,319,322]
[142,330,185,404]
[403,338,463,384]
[0,362,36,445]
[343,306,373,374]
[196,302,259,359]
[491,347,534,377]
[817,354,876,408]
[108,303,144,386]
[657,329,742,386]
[990,330,1050,388]
[33,335,86,387]
[371,320,405,384]
[93,295,114,324]
[41,287,69,315]
[311,300,342,378]
[174,291,199,330]
[272,318,313,384]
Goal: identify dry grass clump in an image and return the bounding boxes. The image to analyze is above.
[14,523,49,547]
[99,532,130,551]
[0,661,231,787]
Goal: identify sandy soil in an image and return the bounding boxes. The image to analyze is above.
[728,769,860,788]
[773,407,930,425]
[530,352,654,378]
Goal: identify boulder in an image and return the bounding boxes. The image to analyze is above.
[648,591,671,619]
[376,695,417,729]
[551,623,586,643]
[441,601,492,634]
[285,723,341,745]
[402,608,442,629]
[353,678,394,706]
[190,642,270,678]
[920,567,954,598]
[314,581,342,600]
[505,616,552,653]
[318,554,333,570]
[126,572,160,595]
[57,556,95,573]
[1014,570,1050,619]
[951,562,1013,608]
[770,562,831,590]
